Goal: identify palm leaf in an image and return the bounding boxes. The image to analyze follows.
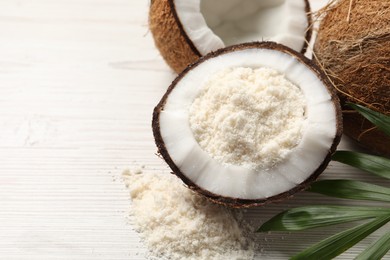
[291,216,390,260]
[355,231,390,260]
[308,180,390,202]
[347,103,390,136]
[258,206,390,232]
[332,151,390,179]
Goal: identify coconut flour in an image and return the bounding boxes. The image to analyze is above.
[189,67,307,170]
[123,169,257,260]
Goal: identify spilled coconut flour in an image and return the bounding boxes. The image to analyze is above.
[123,169,257,260]
[189,67,307,170]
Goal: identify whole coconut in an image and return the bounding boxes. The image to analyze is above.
[314,0,390,156]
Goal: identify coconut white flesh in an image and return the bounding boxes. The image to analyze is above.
[159,48,337,200]
[173,0,308,55]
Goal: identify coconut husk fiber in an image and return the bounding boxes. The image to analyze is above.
[314,0,390,156]
[149,0,201,73]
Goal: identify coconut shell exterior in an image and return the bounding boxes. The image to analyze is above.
[149,0,313,74]
[149,0,201,73]
[152,42,343,208]
[314,0,390,156]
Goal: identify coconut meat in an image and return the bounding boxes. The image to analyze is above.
[158,48,337,200]
[173,0,309,55]
[189,67,307,171]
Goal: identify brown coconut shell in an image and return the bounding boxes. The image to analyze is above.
[149,0,313,74]
[149,0,201,73]
[152,42,343,208]
[314,0,390,156]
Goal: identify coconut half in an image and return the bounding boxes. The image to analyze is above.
[153,42,342,208]
[150,0,312,73]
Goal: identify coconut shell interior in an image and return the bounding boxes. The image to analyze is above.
[152,42,343,208]
[314,0,390,156]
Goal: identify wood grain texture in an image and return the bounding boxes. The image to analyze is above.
[0,0,388,259]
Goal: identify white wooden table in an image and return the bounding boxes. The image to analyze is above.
[0,0,388,259]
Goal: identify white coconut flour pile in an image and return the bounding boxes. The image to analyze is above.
[123,169,257,260]
[189,67,307,170]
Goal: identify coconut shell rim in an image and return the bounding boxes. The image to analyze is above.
[152,41,343,208]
